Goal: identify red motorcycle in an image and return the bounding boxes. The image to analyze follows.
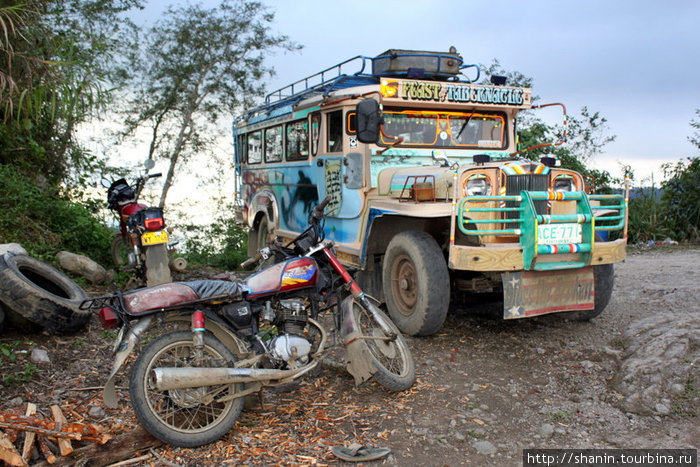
[81,196,415,447]
[102,171,181,286]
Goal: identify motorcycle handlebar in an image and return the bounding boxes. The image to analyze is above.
[149,172,162,179]
[311,196,332,222]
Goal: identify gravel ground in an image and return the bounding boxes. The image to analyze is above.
[0,247,698,466]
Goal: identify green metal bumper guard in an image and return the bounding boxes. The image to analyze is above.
[457,191,626,271]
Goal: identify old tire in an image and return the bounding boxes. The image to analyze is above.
[144,244,172,286]
[564,263,614,320]
[129,331,245,447]
[0,254,89,333]
[382,231,450,336]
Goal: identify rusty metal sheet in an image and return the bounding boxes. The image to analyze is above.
[502,267,594,319]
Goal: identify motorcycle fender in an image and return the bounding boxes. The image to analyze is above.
[103,316,153,408]
[340,296,376,385]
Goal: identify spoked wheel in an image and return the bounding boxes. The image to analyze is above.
[110,233,129,268]
[350,298,416,392]
[129,331,245,447]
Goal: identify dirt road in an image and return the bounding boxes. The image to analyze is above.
[0,248,698,466]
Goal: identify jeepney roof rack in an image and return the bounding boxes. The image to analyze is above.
[248,49,481,121]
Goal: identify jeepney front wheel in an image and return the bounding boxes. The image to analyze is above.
[382,231,450,336]
[564,263,614,320]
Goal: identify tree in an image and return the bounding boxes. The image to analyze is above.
[480,60,618,192]
[121,0,299,208]
[0,0,142,187]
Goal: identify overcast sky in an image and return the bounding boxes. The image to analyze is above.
[258,0,700,182]
[135,0,700,184]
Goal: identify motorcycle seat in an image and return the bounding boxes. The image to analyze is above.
[123,280,242,315]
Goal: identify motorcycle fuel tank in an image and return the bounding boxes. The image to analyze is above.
[245,257,318,298]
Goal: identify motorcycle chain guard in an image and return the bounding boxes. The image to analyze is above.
[340,296,376,385]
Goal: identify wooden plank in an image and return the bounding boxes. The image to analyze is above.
[0,429,28,467]
[21,403,37,463]
[49,406,73,456]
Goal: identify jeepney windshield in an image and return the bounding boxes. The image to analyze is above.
[380,109,505,149]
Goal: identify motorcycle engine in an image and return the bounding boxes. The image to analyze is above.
[268,299,312,367]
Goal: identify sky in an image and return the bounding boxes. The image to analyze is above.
[257,0,700,183]
[127,0,700,190]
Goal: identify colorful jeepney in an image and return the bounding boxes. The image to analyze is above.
[233,49,628,336]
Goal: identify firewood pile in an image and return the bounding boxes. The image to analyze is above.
[0,403,111,466]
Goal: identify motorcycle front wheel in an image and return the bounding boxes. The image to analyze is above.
[129,331,245,447]
[351,299,416,392]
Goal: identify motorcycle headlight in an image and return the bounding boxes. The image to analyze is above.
[465,176,491,197]
[553,176,574,193]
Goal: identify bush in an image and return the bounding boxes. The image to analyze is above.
[660,157,700,242]
[0,164,112,265]
[177,203,248,270]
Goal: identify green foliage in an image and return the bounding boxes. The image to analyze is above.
[0,0,142,187]
[0,165,112,264]
[660,157,700,241]
[178,204,248,270]
[0,341,38,386]
[627,183,665,243]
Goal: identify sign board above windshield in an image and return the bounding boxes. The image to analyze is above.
[380,78,532,108]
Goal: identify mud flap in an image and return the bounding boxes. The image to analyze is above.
[339,296,376,385]
[103,316,152,408]
[502,267,595,319]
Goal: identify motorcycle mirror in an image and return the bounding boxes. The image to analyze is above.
[100,178,111,188]
[143,159,155,170]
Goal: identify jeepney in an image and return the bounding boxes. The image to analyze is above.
[232,49,628,336]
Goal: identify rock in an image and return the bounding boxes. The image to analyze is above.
[88,405,106,418]
[0,243,27,256]
[8,396,23,407]
[30,348,51,364]
[654,403,671,415]
[56,250,108,284]
[538,423,554,439]
[473,440,497,455]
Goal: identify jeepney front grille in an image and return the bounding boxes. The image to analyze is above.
[505,174,549,228]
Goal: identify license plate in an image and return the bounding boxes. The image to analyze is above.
[502,268,594,319]
[538,223,581,245]
[142,230,169,246]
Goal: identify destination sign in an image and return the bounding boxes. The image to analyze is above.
[381,78,531,107]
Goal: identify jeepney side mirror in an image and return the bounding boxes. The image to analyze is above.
[356,99,381,144]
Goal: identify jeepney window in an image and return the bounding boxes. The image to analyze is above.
[285,120,309,160]
[381,111,438,145]
[310,112,321,156]
[237,134,247,164]
[264,126,283,163]
[247,131,262,164]
[327,110,343,152]
[380,109,506,149]
[448,113,504,147]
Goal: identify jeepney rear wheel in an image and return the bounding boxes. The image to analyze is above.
[564,263,614,321]
[382,231,450,336]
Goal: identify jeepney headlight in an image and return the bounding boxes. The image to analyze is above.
[465,176,491,196]
[554,177,574,193]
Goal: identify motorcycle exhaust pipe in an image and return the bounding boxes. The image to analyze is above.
[151,362,318,391]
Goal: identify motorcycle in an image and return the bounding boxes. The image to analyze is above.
[81,196,416,447]
[102,166,183,287]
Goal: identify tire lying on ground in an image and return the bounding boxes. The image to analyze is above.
[0,253,90,333]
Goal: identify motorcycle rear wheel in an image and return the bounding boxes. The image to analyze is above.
[351,300,416,392]
[129,331,245,447]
